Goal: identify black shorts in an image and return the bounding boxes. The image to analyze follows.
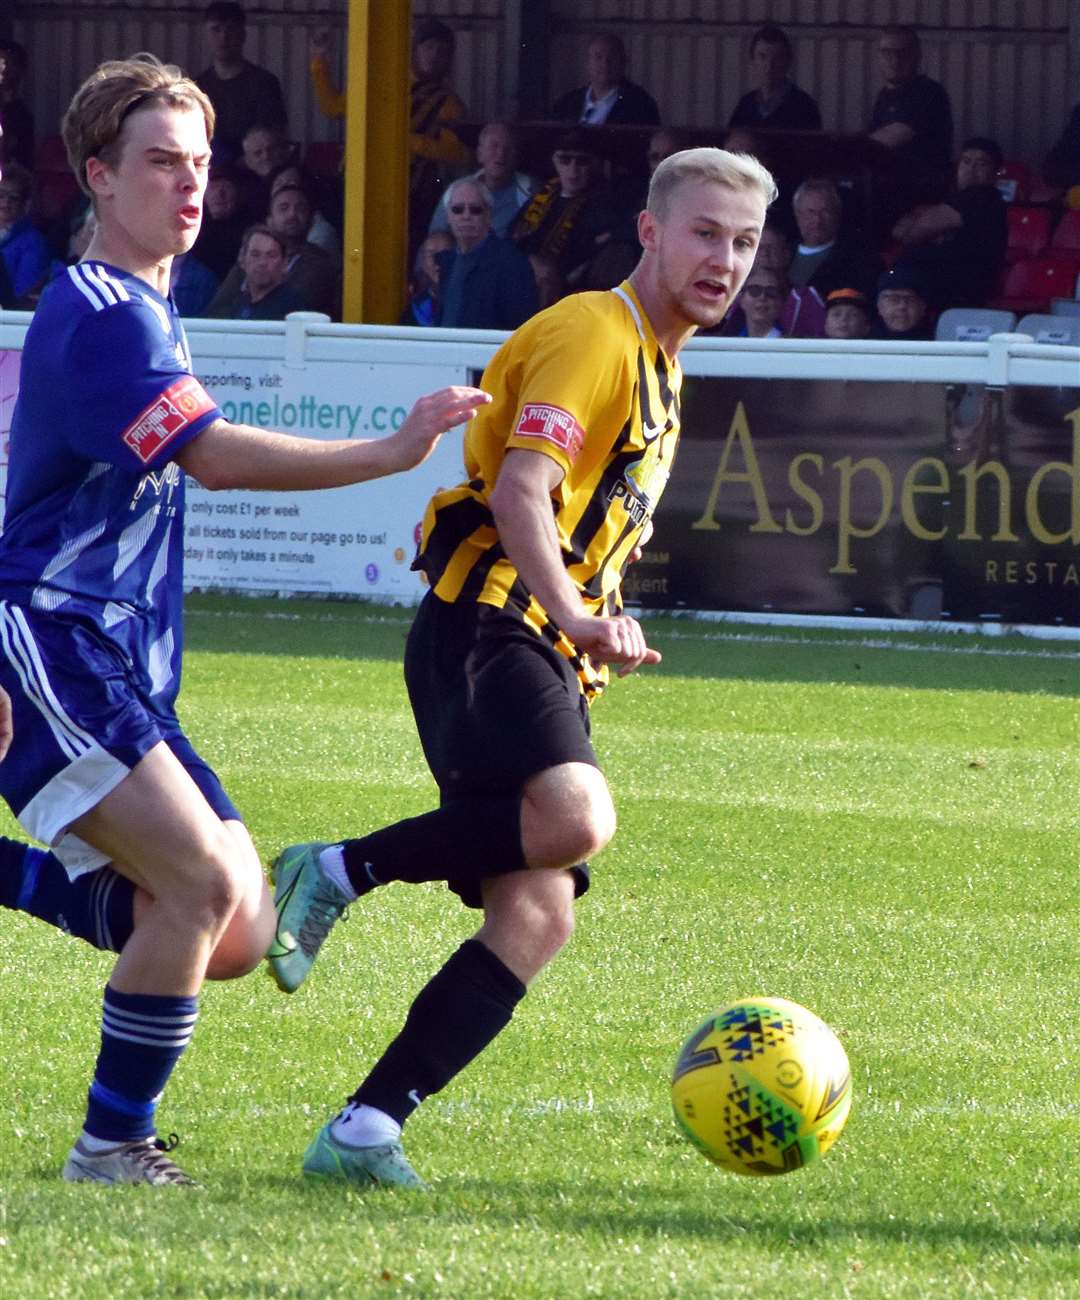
[404,594,597,906]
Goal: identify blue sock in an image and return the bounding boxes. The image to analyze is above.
[0,837,135,953]
[83,986,199,1142]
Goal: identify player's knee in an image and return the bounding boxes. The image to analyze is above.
[206,879,275,980]
[168,827,249,936]
[525,765,616,868]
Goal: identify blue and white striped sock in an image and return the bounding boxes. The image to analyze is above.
[0,840,136,953]
[83,985,199,1142]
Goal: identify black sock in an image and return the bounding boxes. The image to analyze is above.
[351,938,526,1126]
[0,838,135,953]
[341,795,525,896]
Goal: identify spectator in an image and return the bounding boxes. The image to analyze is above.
[529,254,563,310]
[874,265,934,340]
[0,162,52,302]
[868,25,953,195]
[582,129,687,292]
[429,122,539,239]
[1043,103,1080,190]
[207,225,303,320]
[728,24,822,133]
[511,131,618,287]
[400,231,453,326]
[308,19,469,261]
[208,182,338,318]
[0,39,33,171]
[192,162,249,279]
[890,136,1008,309]
[195,1,287,162]
[823,287,873,339]
[436,178,538,330]
[788,177,881,299]
[647,128,687,176]
[729,263,790,338]
[552,33,660,126]
[235,123,292,219]
[268,163,340,262]
[408,19,471,259]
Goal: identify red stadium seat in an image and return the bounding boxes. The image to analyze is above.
[1050,208,1080,253]
[991,254,1080,314]
[1005,206,1052,263]
[995,159,1032,204]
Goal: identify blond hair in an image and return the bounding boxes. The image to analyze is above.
[647,147,777,221]
[62,53,215,197]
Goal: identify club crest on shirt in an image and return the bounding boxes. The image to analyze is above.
[121,376,215,464]
[515,403,585,462]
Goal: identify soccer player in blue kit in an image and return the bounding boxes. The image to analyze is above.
[0,54,488,1185]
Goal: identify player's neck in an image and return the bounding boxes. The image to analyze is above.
[627,268,694,360]
[83,230,172,298]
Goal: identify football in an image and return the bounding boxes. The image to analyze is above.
[671,996,852,1176]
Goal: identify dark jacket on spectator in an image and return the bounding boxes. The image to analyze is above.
[1043,103,1080,189]
[799,237,883,302]
[435,233,538,330]
[551,80,660,127]
[207,278,305,321]
[195,62,288,162]
[728,83,822,132]
[870,74,954,182]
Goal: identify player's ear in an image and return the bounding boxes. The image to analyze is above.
[84,155,114,199]
[637,206,659,252]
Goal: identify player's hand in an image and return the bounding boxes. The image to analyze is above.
[627,520,654,566]
[564,613,661,678]
[0,686,12,763]
[386,386,491,472]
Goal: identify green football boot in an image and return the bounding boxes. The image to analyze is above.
[267,841,349,993]
[302,1122,428,1190]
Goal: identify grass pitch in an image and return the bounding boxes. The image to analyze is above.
[1,594,1078,1299]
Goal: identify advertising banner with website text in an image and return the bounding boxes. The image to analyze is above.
[626,377,1080,626]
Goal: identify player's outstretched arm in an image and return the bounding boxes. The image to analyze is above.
[0,686,11,763]
[175,385,490,491]
[489,450,661,678]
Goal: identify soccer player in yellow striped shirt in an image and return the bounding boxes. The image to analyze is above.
[270,148,777,1188]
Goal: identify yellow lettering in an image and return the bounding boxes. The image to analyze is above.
[785,453,824,535]
[1024,413,1080,543]
[900,458,949,540]
[690,401,781,534]
[830,456,893,575]
[956,459,1017,542]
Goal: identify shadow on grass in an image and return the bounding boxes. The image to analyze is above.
[271,1173,1080,1252]
[183,594,1080,699]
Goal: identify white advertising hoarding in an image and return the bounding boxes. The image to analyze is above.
[190,355,471,602]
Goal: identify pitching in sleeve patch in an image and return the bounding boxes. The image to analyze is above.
[514,403,585,463]
[121,375,216,464]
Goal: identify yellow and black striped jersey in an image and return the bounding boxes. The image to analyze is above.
[414,280,682,701]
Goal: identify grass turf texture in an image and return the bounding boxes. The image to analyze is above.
[1,592,1077,1299]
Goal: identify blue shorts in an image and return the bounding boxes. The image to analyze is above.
[0,601,240,879]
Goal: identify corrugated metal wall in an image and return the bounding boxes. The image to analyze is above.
[11,1,1075,170]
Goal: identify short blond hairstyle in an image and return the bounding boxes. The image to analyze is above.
[62,53,215,198]
[647,147,777,222]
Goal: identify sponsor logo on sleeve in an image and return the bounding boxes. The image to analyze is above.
[121,376,216,464]
[515,403,585,462]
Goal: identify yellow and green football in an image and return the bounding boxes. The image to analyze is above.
[672,996,852,1176]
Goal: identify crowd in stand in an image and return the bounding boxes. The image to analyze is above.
[3,5,1080,338]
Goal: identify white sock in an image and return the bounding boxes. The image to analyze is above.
[330,1103,401,1148]
[318,844,357,902]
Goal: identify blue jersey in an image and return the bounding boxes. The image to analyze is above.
[0,261,221,714]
